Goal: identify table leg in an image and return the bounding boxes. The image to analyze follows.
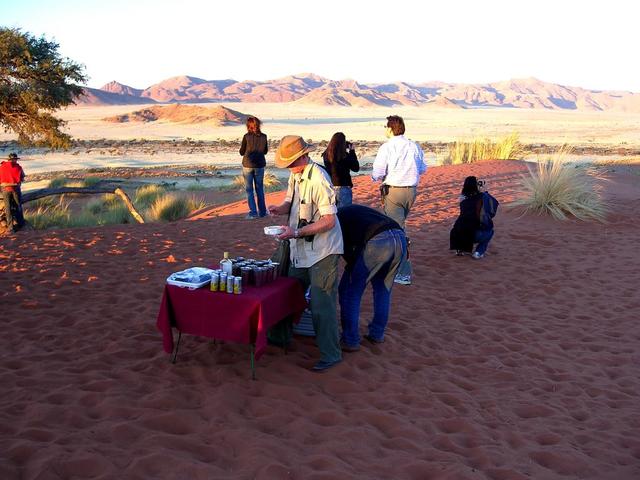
[172,331,182,364]
[250,344,256,381]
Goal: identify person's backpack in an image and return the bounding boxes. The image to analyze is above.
[479,191,499,230]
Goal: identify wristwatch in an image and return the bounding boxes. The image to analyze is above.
[294,229,300,239]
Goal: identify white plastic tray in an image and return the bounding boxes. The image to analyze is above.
[166,267,214,290]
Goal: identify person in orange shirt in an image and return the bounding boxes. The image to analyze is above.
[0,153,26,232]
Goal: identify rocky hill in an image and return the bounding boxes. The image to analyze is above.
[74,74,640,111]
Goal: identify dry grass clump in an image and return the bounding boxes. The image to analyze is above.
[25,195,134,230]
[443,132,524,165]
[147,194,205,222]
[134,184,168,209]
[24,197,72,230]
[513,148,608,222]
[232,171,282,192]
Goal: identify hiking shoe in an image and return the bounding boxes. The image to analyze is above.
[245,214,258,220]
[340,341,360,353]
[363,334,385,345]
[472,252,484,259]
[394,274,411,285]
[311,359,342,372]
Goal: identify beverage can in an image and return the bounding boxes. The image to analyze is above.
[234,276,242,294]
[226,275,234,293]
[220,273,227,291]
[210,272,219,292]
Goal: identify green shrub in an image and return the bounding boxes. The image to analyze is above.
[513,149,607,222]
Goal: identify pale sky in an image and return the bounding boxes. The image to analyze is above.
[2,0,638,92]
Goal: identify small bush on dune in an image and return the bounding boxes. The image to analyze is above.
[147,194,205,222]
[443,132,524,165]
[513,148,608,222]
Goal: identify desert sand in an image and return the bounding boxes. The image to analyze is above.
[1,160,639,479]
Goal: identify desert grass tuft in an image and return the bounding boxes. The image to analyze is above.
[513,147,608,222]
[48,177,69,188]
[232,171,282,192]
[443,132,524,165]
[186,182,208,191]
[147,194,205,222]
[24,197,71,229]
[134,184,167,209]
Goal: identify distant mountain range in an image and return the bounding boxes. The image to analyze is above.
[76,73,640,112]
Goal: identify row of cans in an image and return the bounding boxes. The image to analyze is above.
[210,271,242,294]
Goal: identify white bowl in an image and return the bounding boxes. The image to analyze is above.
[264,225,286,236]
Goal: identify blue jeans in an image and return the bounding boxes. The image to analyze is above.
[334,186,353,208]
[383,186,416,278]
[339,229,407,346]
[475,229,494,255]
[242,167,267,217]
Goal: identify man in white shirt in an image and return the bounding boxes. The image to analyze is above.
[269,135,344,372]
[371,115,427,285]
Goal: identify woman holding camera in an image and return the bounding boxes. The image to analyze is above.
[322,132,359,207]
[449,176,499,259]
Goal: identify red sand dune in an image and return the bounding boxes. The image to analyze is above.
[1,161,640,479]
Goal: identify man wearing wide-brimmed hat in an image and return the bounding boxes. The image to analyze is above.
[268,135,344,372]
[0,153,26,232]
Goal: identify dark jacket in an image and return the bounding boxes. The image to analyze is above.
[239,132,268,168]
[450,192,499,252]
[322,149,359,187]
[337,204,401,268]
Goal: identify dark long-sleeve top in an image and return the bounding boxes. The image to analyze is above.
[337,204,401,268]
[321,149,359,187]
[239,132,268,168]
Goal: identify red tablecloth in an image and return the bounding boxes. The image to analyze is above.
[157,276,307,359]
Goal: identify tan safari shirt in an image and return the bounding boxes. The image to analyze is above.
[284,161,343,268]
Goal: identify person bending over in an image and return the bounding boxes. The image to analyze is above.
[337,204,407,351]
[450,176,499,259]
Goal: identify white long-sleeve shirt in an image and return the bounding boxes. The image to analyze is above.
[371,135,427,186]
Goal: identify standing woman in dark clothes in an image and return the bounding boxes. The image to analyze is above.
[239,116,268,218]
[449,176,499,259]
[322,132,360,207]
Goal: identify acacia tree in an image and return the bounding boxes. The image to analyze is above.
[0,27,86,148]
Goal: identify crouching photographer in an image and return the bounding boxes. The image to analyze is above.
[449,176,499,259]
